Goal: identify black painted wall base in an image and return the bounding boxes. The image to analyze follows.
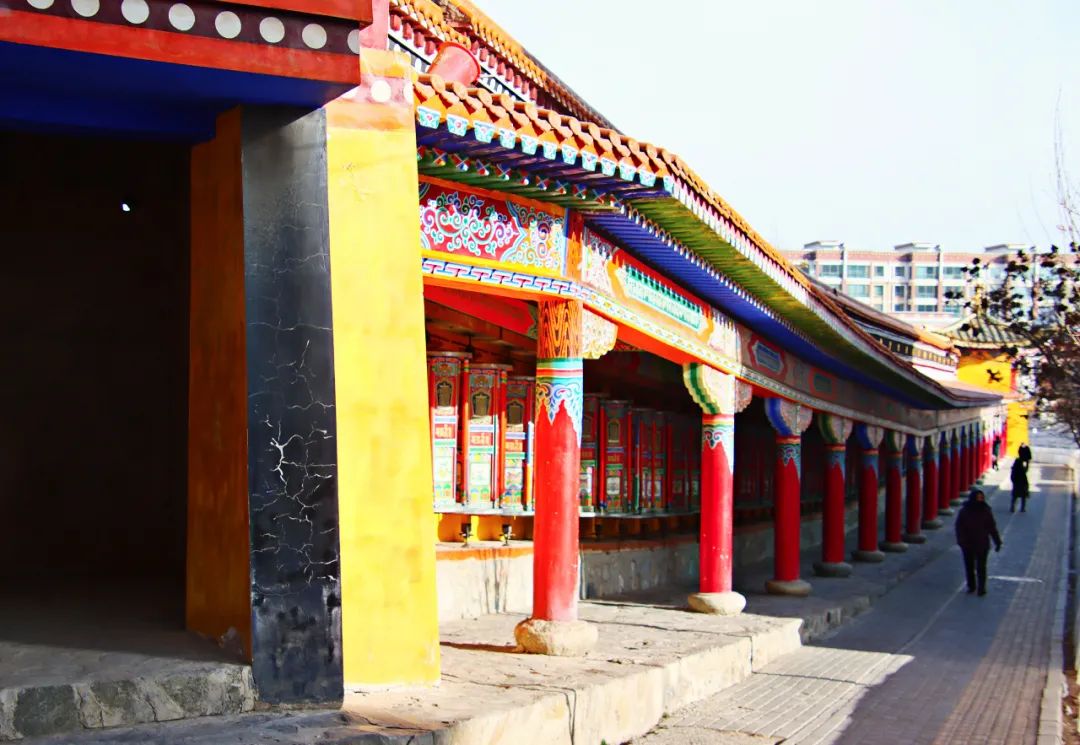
[240,106,342,705]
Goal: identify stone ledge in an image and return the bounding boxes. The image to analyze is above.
[0,665,253,742]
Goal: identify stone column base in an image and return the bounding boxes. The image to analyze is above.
[688,591,746,616]
[852,548,886,563]
[938,506,955,516]
[514,618,597,657]
[880,540,909,553]
[951,496,965,506]
[922,518,944,529]
[765,578,812,596]
[903,532,928,544]
[813,560,853,578]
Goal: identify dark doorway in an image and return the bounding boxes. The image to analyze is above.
[0,130,190,588]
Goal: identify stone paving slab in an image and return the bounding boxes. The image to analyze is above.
[19,472,1016,745]
[638,462,1073,745]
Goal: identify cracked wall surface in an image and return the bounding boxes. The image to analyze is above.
[241,105,343,705]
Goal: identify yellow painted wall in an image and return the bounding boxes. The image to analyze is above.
[956,351,1012,395]
[1006,400,1032,457]
[956,350,1029,457]
[325,51,440,687]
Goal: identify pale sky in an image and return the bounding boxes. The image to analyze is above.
[475,0,1080,252]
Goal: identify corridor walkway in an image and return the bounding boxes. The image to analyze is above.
[639,462,1075,745]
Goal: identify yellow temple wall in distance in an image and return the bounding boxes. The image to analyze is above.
[956,350,1029,457]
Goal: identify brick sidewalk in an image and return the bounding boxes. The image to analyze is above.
[639,463,1072,745]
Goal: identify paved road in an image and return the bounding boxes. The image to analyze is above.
[638,463,1074,745]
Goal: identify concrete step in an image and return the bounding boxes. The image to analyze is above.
[1,662,254,741]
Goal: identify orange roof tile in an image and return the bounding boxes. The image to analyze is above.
[392,0,615,127]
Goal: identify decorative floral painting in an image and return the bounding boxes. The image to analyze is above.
[418,182,566,274]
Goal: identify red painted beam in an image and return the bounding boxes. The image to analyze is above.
[0,11,359,84]
[231,0,374,24]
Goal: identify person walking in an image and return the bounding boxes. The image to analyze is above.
[1010,458,1030,512]
[955,488,1002,596]
[992,435,1001,470]
[1018,442,1032,471]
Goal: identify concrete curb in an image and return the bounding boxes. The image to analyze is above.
[1036,459,1077,745]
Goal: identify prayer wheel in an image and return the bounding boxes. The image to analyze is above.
[502,374,535,511]
[600,400,632,513]
[426,351,470,509]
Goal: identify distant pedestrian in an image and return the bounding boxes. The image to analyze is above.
[955,488,1002,596]
[1010,459,1029,513]
[1018,442,1032,471]
[992,435,1001,470]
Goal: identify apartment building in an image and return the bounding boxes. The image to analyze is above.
[784,241,1033,328]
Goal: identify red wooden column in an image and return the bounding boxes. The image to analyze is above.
[975,421,985,481]
[764,398,814,596]
[937,432,955,516]
[980,422,988,476]
[972,427,980,490]
[922,436,942,529]
[684,363,752,615]
[959,427,967,496]
[881,431,908,552]
[852,424,885,562]
[814,414,854,577]
[977,427,984,476]
[952,429,966,504]
[514,299,596,656]
[903,435,927,544]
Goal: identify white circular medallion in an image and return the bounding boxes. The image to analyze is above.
[301,23,327,49]
[27,0,55,10]
[215,11,241,39]
[259,17,285,44]
[120,0,149,24]
[70,0,99,17]
[347,29,360,55]
[369,79,392,104]
[168,3,195,31]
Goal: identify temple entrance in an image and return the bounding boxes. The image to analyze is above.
[0,130,247,738]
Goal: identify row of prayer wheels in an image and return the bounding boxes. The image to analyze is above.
[427,352,701,515]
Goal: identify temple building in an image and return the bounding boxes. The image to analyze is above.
[0,0,1007,739]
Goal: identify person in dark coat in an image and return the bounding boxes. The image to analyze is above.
[1010,458,1030,512]
[992,436,1001,470]
[955,488,1002,596]
[1018,443,1032,471]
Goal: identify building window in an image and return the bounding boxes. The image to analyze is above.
[894,266,908,278]
[872,302,884,311]
[916,285,938,299]
[942,266,965,279]
[895,286,907,298]
[874,265,885,277]
[848,284,870,298]
[916,303,939,313]
[914,266,939,280]
[873,285,884,297]
[847,265,870,279]
[819,264,842,278]
[893,302,908,312]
